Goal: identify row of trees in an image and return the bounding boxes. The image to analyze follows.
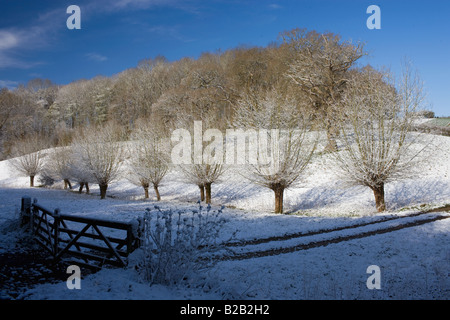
[6,28,429,213]
[10,122,167,200]
[10,62,426,213]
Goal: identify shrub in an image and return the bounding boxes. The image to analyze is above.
[135,203,230,286]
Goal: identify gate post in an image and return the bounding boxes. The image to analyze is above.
[31,198,38,235]
[20,196,32,227]
[53,208,61,259]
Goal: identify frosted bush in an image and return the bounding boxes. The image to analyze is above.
[136,203,230,286]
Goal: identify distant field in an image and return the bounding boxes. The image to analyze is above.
[428,117,450,127]
[412,117,450,137]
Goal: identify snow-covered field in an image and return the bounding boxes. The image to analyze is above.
[0,133,449,300]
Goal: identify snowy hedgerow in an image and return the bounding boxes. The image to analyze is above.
[136,203,231,286]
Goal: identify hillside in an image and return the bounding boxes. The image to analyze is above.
[0,132,449,300]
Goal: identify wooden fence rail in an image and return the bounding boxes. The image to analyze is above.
[20,196,142,270]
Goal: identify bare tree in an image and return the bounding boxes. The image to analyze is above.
[175,118,226,204]
[0,88,19,158]
[68,151,94,194]
[281,28,366,152]
[170,60,230,204]
[0,88,16,132]
[128,122,170,200]
[48,80,91,129]
[45,146,74,189]
[232,89,317,213]
[111,57,184,130]
[71,123,125,199]
[332,63,428,212]
[0,87,47,158]
[9,135,47,187]
[179,163,225,204]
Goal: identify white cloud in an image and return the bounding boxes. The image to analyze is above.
[90,0,199,15]
[0,1,196,70]
[0,31,19,50]
[148,25,195,43]
[0,80,19,90]
[109,0,179,10]
[0,17,59,69]
[0,30,24,68]
[268,4,282,10]
[85,53,108,62]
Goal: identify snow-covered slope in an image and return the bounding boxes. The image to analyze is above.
[3,133,449,216]
[0,133,449,300]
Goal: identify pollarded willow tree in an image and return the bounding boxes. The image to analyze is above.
[173,117,226,204]
[9,135,47,187]
[332,63,428,212]
[232,89,318,214]
[69,150,94,194]
[128,122,170,200]
[45,145,74,189]
[169,62,229,204]
[71,123,125,199]
[179,162,225,204]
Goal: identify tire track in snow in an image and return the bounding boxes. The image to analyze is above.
[224,211,427,248]
[220,209,450,261]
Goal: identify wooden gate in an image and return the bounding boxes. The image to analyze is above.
[20,196,142,271]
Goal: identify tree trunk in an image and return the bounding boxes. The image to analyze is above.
[273,185,285,214]
[199,184,205,202]
[85,183,90,194]
[154,184,161,201]
[205,182,212,204]
[64,179,72,190]
[371,183,386,212]
[324,124,338,153]
[143,183,149,199]
[78,182,84,193]
[30,175,35,187]
[99,184,108,199]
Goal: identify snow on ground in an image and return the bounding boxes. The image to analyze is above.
[0,133,449,300]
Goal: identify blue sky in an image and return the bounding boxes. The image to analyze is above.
[0,0,449,116]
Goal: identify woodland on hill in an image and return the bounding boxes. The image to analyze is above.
[0,28,368,158]
[1,28,428,213]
